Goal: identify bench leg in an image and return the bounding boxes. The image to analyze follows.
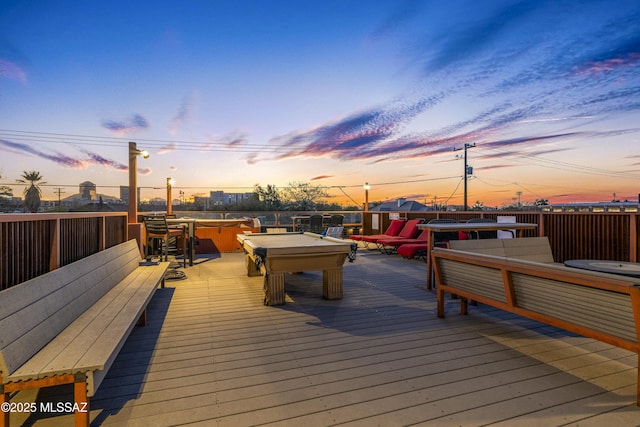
[138,309,147,326]
[437,288,445,318]
[460,297,468,315]
[73,374,90,427]
[1,391,9,427]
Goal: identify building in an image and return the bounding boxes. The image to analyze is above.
[79,181,97,200]
[120,186,141,203]
[209,190,255,206]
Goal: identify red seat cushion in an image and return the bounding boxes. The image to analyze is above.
[397,243,427,258]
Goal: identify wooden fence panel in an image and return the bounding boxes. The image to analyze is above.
[0,213,127,290]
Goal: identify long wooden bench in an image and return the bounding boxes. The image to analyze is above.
[0,239,169,426]
[449,236,556,263]
[432,245,640,405]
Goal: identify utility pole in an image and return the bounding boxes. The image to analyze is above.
[453,143,476,211]
[53,187,65,211]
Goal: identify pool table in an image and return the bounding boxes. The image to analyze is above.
[237,232,357,305]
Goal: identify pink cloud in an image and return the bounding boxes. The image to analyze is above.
[0,59,27,84]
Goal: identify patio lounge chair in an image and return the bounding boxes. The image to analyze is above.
[377,229,429,254]
[397,242,428,260]
[360,219,423,250]
[350,219,405,249]
[397,219,466,260]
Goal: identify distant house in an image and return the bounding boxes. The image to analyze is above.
[369,198,430,212]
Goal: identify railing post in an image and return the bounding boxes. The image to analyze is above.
[49,217,61,270]
[630,213,637,262]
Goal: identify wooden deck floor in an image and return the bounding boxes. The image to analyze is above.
[14,250,640,426]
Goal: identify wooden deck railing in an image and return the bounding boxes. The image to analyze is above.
[363,211,639,263]
[0,213,127,290]
[2,210,639,291]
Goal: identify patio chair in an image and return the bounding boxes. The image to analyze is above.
[370,219,423,252]
[397,242,428,260]
[377,229,430,254]
[266,228,287,233]
[350,219,406,249]
[329,214,344,227]
[309,214,324,234]
[144,215,187,268]
[466,217,497,239]
[428,218,461,248]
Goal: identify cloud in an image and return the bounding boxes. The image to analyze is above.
[368,0,424,42]
[260,95,442,163]
[0,138,87,168]
[239,1,640,170]
[157,142,177,155]
[80,149,128,171]
[0,138,142,173]
[224,132,248,147]
[169,92,198,135]
[477,164,517,171]
[102,114,149,135]
[310,175,333,181]
[0,58,27,84]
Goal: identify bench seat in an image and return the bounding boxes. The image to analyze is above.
[1,239,169,427]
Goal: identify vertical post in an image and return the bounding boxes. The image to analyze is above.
[363,182,370,212]
[166,177,173,215]
[463,147,468,211]
[128,142,138,224]
[454,143,475,211]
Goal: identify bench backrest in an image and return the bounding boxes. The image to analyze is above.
[449,236,555,263]
[0,239,142,376]
[432,248,640,350]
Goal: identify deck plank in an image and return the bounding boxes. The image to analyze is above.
[16,251,640,426]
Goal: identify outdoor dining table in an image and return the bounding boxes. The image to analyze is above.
[564,259,640,278]
[417,222,539,289]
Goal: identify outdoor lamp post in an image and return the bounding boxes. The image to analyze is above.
[166,177,175,215]
[128,141,149,224]
[363,182,371,212]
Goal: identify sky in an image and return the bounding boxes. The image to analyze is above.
[1,0,640,208]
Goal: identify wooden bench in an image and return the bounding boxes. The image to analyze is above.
[432,245,640,405]
[0,239,169,426]
[449,236,556,263]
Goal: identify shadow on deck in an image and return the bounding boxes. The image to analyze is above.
[14,251,640,426]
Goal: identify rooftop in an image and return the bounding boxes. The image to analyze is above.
[12,249,640,426]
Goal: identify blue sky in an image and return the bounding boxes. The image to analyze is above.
[1,0,639,207]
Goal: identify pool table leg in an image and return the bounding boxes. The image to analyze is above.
[246,254,262,277]
[264,272,285,305]
[323,267,343,300]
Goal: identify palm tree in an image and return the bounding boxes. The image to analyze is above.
[17,171,46,213]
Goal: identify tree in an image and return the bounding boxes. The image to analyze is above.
[471,200,484,211]
[0,174,12,198]
[281,181,329,211]
[254,184,282,210]
[17,171,46,213]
